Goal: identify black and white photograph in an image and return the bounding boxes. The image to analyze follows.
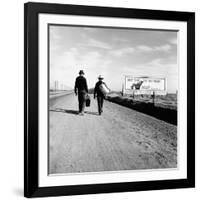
[23,2,195,197]
[48,25,178,174]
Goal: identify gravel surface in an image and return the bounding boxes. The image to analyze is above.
[49,93,177,174]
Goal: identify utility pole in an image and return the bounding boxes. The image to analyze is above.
[54,81,56,91]
[55,80,59,91]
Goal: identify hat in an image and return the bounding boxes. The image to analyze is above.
[79,70,84,75]
[98,75,104,80]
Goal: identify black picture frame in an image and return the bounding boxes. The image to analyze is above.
[24,2,195,198]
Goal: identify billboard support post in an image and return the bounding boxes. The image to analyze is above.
[122,83,124,96]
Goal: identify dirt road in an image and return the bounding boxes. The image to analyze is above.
[49,93,177,174]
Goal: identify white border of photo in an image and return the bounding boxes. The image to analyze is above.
[39,14,187,187]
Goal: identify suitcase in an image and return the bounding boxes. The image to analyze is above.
[99,83,110,95]
[86,95,91,107]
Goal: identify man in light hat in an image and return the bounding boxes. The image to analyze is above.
[74,70,88,115]
[94,75,109,115]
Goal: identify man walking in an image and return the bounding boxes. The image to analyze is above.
[94,75,109,115]
[74,70,88,115]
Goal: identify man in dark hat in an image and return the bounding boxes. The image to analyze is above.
[94,75,109,115]
[74,70,88,115]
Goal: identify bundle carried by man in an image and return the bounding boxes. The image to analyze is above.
[99,83,110,95]
[98,75,110,96]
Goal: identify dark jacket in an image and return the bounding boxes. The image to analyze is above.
[74,76,88,94]
[94,81,108,97]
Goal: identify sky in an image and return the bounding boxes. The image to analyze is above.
[49,25,178,93]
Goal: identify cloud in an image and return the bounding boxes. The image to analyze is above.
[110,44,172,57]
[50,46,114,88]
[64,47,79,55]
[136,44,171,53]
[137,45,152,52]
[148,58,163,66]
[57,48,102,71]
[112,37,128,43]
[50,28,61,41]
[121,58,178,92]
[82,27,98,33]
[87,38,112,49]
[80,51,101,67]
[50,28,62,51]
[154,44,171,52]
[50,44,60,51]
[169,38,177,45]
[51,48,79,71]
[110,47,135,56]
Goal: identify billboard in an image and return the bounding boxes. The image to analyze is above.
[125,76,166,91]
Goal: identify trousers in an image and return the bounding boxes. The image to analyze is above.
[78,91,86,113]
[97,95,104,114]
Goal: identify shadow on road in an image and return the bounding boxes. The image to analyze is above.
[50,108,99,116]
[50,108,78,115]
[84,111,99,116]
